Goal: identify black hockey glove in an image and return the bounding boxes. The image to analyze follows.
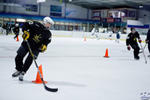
[139,39,142,43]
[39,44,47,53]
[127,46,130,51]
[145,39,149,43]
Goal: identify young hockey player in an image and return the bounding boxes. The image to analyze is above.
[12,17,54,81]
[126,28,142,60]
[145,29,150,57]
[91,27,100,39]
[13,23,20,39]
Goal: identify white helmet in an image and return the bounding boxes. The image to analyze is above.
[15,23,19,27]
[43,17,54,25]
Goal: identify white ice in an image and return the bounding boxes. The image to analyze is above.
[0,35,150,100]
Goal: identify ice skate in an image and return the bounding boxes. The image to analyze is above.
[12,70,21,77]
[134,56,140,60]
[19,72,25,81]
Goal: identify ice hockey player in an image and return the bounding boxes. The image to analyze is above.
[91,27,99,39]
[13,23,20,39]
[145,29,150,57]
[108,31,113,40]
[12,17,54,81]
[126,27,142,60]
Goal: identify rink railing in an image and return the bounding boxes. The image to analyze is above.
[51,30,147,41]
[0,28,147,41]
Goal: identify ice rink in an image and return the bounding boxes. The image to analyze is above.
[0,35,150,100]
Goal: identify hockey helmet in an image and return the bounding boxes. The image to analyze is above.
[43,17,54,25]
[15,23,19,27]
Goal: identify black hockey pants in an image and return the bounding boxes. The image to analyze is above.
[15,44,39,73]
[131,44,140,58]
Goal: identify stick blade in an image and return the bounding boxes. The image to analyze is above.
[44,86,58,92]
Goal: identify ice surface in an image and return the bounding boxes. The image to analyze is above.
[0,35,149,100]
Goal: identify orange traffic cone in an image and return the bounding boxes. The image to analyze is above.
[84,37,86,41]
[104,48,109,58]
[32,65,47,84]
[16,36,19,41]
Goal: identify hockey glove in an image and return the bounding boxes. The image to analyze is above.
[145,39,149,43]
[127,46,130,51]
[22,30,30,40]
[139,39,142,43]
[40,44,47,53]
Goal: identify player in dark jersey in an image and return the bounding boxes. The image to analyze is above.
[12,17,54,81]
[126,28,142,60]
[13,23,20,39]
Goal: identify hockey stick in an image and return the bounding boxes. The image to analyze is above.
[139,43,147,64]
[26,40,58,92]
[139,43,148,54]
[139,43,147,53]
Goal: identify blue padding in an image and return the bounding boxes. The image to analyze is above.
[0,13,99,24]
[128,25,149,28]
